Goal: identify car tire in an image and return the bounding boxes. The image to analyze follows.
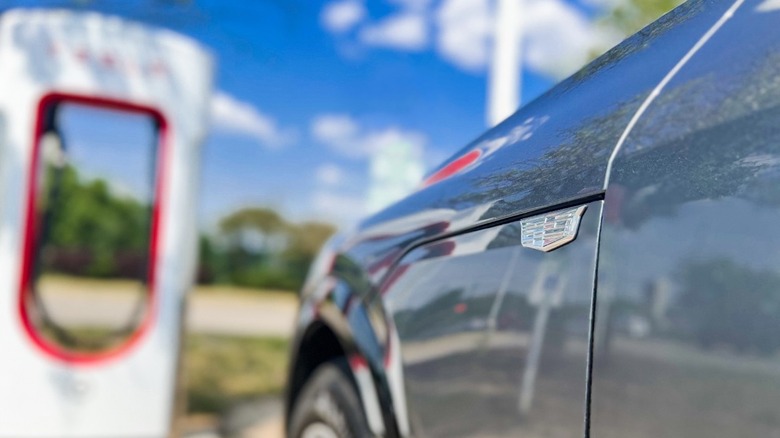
[289,358,372,438]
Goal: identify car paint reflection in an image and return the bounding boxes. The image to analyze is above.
[381,202,601,437]
[593,3,780,437]
[288,1,753,435]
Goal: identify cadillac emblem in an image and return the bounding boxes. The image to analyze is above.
[520,206,587,252]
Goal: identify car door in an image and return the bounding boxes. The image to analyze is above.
[592,2,780,438]
[338,1,740,435]
[0,11,213,437]
[379,201,602,437]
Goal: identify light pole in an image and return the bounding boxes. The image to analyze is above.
[487,0,524,127]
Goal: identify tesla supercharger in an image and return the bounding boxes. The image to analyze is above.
[0,9,212,438]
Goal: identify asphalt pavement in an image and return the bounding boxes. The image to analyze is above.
[39,288,298,337]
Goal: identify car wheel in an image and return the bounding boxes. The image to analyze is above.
[289,359,372,438]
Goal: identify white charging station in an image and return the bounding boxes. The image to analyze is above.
[0,9,212,437]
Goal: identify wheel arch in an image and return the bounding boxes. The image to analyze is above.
[285,306,394,437]
[285,320,346,428]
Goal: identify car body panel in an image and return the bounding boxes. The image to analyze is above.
[359,0,736,241]
[286,1,763,436]
[381,202,601,437]
[341,0,740,297]
[593,1,780,437]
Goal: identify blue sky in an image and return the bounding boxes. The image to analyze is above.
[57,104,158,202]
[3,0,622,228]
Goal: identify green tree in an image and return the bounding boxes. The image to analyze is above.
[600,0,686,37]
[677,259,780,354]
[219,207,286,236]
[284,221,337,282]
[285,221,337,258]
[44,165,150,278]
[201,207,337,291]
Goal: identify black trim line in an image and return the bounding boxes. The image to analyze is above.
[583,212,604,438]
[372,190,606,295]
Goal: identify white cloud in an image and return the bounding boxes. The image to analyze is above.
[360,12,428,51]
[434,0,493,72]
[580,0,623,6]
[362,129,426,159]
[324,0,618,80]
[310,114,434,221]
[437,0,619,79]
[522,0,618,78]
[210,91,296,148]
[757,0,780,12]
[311,114,361,156]
[434,0,615,78]
[311,113,426,160]
[312,189,366,226]
[316,163,346,186]
[321,0,366,33]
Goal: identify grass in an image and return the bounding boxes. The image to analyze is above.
[184,334,291,414]
[193,283,298,302]
[38,325,126,352]
[35,330,291,415]
[31,275,295,415]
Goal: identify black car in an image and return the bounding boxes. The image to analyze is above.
[285,0,780,436]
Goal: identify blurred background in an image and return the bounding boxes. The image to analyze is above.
[1,0,683,436]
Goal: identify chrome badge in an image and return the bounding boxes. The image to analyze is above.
[520,206,587,252]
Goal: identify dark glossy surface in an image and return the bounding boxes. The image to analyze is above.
[341,0,736,292]
[381,202,601,437]
[593,1,780,437]
[287,0,770,436]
